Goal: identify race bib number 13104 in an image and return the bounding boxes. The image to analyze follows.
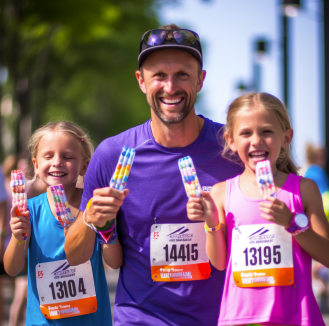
[36,259,97,319]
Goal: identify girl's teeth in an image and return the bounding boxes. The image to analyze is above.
[250,152,267,159]
[50,173,65,176]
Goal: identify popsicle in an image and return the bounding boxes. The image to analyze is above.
[178,156,202,198]
[91,146,136,243]
[110,146,136,191]
[11,170,28,240]
[255,160,277,198]
[49,184,75,227]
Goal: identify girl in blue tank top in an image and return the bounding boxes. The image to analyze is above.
[4,121,122,325]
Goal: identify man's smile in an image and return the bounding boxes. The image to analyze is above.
[159,97,184,105]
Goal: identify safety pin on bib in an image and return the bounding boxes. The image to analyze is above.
[234,224,242,234]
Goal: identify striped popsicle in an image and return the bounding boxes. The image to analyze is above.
[11,170,28,240]
[178,156,202,198]
[255,160,277,198]
[93,146,136,235]
[49,184,75,227]
[110,146,136,191]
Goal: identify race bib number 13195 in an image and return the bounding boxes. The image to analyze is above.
[232,224,294,287]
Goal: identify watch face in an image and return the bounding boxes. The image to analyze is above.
[295,213,309,228]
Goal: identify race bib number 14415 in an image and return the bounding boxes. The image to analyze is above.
[150,223,211,282]
[232,224,294,287]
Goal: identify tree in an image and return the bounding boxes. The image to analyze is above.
[0,0,160,156]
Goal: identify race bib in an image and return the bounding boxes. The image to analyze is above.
[232,224,294,287]
[150,223,211,282]
[36,259,97,319]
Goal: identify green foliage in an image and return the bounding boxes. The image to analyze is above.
[37,0,159,144]
[1,0,160,150]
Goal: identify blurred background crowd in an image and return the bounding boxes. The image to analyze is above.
[0,0,329,325]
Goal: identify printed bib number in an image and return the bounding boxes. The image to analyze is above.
[232,224,294,287]
[36,259,97,319]
[150,223,210,282]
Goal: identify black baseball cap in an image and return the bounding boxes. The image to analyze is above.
[138,28,203,69]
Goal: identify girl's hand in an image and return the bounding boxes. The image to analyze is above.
[186,197,204,221]
[10,205,30,242]
[259,196,293,228]
[186,191,219,227]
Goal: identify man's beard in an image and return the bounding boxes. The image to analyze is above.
[148,91,196,125]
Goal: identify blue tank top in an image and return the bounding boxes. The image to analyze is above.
[26,193,111,325]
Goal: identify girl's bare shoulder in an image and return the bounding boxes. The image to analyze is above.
[210,181,226,202]
[300,176,321,199]
[299,176,322,209]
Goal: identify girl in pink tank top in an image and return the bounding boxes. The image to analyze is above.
[187,93,329,326]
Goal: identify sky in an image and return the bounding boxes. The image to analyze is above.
[159,0,323,167]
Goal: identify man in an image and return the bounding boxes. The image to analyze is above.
[65,24,243,325]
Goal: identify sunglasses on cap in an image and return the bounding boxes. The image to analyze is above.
[141,29,201,47]
[138,28,203,68]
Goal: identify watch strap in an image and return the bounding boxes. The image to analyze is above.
[285,213,309,236]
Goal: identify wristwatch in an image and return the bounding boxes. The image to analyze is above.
[285,213,309,236]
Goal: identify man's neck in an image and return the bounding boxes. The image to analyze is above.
[150,112,205,148]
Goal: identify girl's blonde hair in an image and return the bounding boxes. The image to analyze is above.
[222,92,298,175]
[27,121,94,182]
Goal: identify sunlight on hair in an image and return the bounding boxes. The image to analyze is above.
[221,92,299,175]
[27,121,94,184]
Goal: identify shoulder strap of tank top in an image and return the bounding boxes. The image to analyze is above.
[284,174,304,213]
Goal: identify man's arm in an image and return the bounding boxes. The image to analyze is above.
[64,211,96,266]
[103,240,123,269]
[65,187,128,266]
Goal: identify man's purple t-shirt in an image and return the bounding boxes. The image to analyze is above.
[80,116,243,326]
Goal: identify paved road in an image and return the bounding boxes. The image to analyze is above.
[2,268,329,325]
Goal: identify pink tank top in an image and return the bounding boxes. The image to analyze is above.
[218,174,324,326]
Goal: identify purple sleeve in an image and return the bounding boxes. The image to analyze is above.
[80,141,116,212]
